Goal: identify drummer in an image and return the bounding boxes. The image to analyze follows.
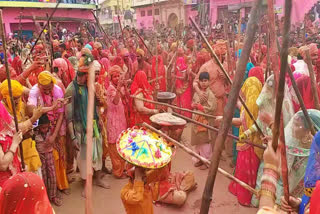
[130,70,159,127]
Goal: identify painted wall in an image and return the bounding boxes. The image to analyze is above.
[135,6,160,29]
[2,7,94,35]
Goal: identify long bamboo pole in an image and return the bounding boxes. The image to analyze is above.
[142,122,259,196]
[23,0,61,65]
[198,0,263,212]
[85,62,96,214]
[222,14,233,76]
[130,95,216,119]
[90,10,112,45]
[0,10,25,170]
[305,49,320,110]
[172,112,265,150]
[271,0,292,206]
[189,18,266,139]
[16,11,22,55]
[118,15,126,46]
[133,28,153,57]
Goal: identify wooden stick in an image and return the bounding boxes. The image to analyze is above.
[271,0,292,151]
[23,0,61,65]
[222,14,233,76]
[85,62,96,214]
[198,0,263,212]
[265,28,270,81]
[133,28,153,57]
[172,112,266,150]
[305,49,320,110]
[0,10,25,170]
[148,76,163,84]
[118,15,125,46]
[272,0,292,207]
[189,17,266,139]
[16,11,22,55]
[91,10,112,45]
[47,13,54,73]
[267,0,280,88]
[130,95,216,119]
[142,122,259,196]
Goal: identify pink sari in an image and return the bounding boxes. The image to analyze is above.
[175,57,192,118]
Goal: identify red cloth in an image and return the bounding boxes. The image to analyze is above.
[228,146,260,206]
[53,58,75,88]
[111,56,124,69]
[175,57,192,118]
[310,181,320,214]
[151,55,166,92]
[130,70,154,127]
[11,56,23,75]
[0,102,21,187]
[0,172,53,214]
[248,66,264,84]
[295,75,320,112]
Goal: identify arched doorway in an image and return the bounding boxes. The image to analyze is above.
[168,13,178,28]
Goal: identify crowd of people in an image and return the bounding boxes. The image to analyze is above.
[0,7,320,213]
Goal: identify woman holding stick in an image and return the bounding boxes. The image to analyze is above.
[222,69,264,206]
[130,70,159,127]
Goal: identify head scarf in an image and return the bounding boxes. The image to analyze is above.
[170,42,177,51]
[53,58,68,77]
[289,47,299,57]
[136,48,145,57]
[109,65,122,78]
[94,42,102,50]
[186,39,194,49]
[243,62,255,82]
[239,77,263,158]
[285,110,320,196]
[296,75,320,110]
[78,53,94,73]
[131,70,152,96]
[81,48,92,55]
[11,56,23,75]
[38,71,56,86]
[309,43,318,56]
[0,172,54,214]
[121,48,130,57]
[248,66,264,84]
[213,40,227,55]
[84,43,92,51]
[111,56,124,68]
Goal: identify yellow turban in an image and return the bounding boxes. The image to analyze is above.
[38,71,56,86]
[136,48,145,57]
[0,79,24,120]
[0,79,23,97]
[171,42,177,51]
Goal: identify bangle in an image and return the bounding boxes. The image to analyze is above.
[261,174,278,187]
[264,163,278,172]
[259,189,276,201]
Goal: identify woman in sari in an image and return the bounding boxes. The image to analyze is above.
[0,80,42,176]
[227,71,264,206]
[292,75,320,112]
[130,70,159,127]
[0,101,43,187]
[106,65,127,178]
[0,172,54,214]
[285,110,320,198]
[175,57,192,118]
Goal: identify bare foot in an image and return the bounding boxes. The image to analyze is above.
[61,189,71,195]
[52,197,63,206]
[95,178,111,189]
[102,165,112,174]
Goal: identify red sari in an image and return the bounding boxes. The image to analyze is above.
[175,57,192,118]
[151,55,166,92]
[130,70,155,127]
[0,172,53,214]
[0,102,21,187]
